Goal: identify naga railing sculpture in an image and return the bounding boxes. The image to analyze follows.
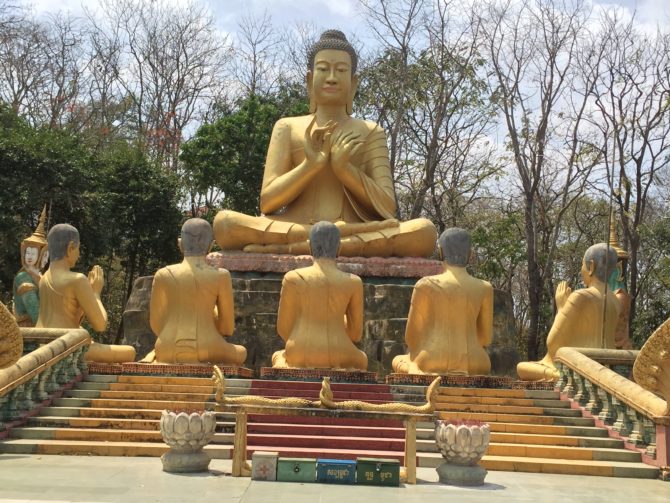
[554,318,670,475]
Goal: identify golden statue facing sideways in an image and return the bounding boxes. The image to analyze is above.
[36,224,136,363]
[148,218,247,365]
[392,228,493,375]
[272,221,367,370]
[214,30,436,258]
[517,243,620,382]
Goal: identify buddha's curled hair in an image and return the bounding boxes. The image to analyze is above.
[307,29,358,74]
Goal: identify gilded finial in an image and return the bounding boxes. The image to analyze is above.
[608,212,628,260]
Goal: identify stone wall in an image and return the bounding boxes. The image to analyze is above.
[121,272,520,376]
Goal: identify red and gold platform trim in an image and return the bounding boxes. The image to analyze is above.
[259,367,378,383]
[87,362,253,378]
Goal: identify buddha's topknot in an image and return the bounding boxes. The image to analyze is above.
[307,29,358,73]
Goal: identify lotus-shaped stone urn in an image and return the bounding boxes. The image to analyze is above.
[160,410,217,473]
[434,420,490,485]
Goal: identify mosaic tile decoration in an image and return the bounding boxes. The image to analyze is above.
[87,362,253,378]
[260,367,378,383]
[385,373,556,390]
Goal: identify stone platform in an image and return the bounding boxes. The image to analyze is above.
[121,252,521,377]
[385,373,556,390]
[259,367,378,383]
[86,362,253,378]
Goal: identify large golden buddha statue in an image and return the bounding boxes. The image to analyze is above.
[12,206,49,327]
[147,218,247,365]
[392,228,493,375]
[517,243,620,381]
[36,224,136,363]
[214,30,436,257]
[272,221,368,370]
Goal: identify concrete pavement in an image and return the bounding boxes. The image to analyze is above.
[0,455,668,503]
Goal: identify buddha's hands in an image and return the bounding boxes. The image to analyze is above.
[88,265,105,296]
[304,117,335,171]
[330,129,364,176]
[555,281,572,311]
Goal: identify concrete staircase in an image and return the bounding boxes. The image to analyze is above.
[0,373,659,479]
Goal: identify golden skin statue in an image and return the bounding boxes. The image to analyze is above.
[214,30,436,258]
[36,224,136,363]
[272,221,368,370]
[392,228,493,375]
[148,219,247,365]
[517,243,621,381]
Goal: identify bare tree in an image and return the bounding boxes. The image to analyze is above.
[358,0,425,204]
[89,0,230,169]
[232,11,282,97]
[590,13,670,334]
[0,13,50,119]
[479,0,603,359]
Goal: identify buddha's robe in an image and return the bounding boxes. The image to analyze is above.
[517,287,620,381]
[150,261,246,365]
[36,270,135,364]
[36,271,84,330]
[272,263,367,370]
[393,272,493,375]
[215,117,436,257]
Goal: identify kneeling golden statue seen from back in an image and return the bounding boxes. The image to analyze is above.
[392,228,493,375]
[147,218,246,365]
[214,29,436,258]
[272,221,367,370]
[36,224,136,363]
[517,243,620,382]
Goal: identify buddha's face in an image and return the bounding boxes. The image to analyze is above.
[24,246,39,267]
[310,49,354,107]
[40,249,49,269]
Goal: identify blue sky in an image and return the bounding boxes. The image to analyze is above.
[23,0,670,40]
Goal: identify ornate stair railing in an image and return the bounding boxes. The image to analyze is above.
[555,346,669,473]
[0,328,91,430]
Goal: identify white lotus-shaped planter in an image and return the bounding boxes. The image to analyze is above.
[160,410,216,472]
[434,420,490,485]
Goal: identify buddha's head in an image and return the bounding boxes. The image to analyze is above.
[180,218,213,257]
[307,30,358,115]
[48,224,80,267]
[309,221,341,259]
[582,243,617,286]
[437,228,471,267]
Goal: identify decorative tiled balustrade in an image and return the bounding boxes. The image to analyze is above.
[554,347,670,472]
[0,328,91,430]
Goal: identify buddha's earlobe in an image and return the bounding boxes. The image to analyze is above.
[307,71,316,114]
[347,75,359,116]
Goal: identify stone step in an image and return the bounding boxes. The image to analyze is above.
[27,416,161,430]
[247,422,405,438]
[416,428,623,448]
[435,411,595,427]
[53,397,217,410]
[0,438,232,458]
[8,427,235,445]
[434,403,581,417]
[434,395,569,408]
[422,454,660,479]
[247,433,404,451]
[438,388,559,399]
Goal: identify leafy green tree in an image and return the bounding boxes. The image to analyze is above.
[181,87,308,217]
